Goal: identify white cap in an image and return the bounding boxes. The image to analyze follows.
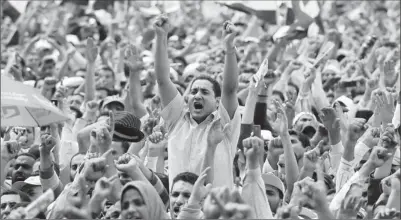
[56,76,84,88]
[12,175,41,192]
[323,59,341,75]
[262,173,285,196]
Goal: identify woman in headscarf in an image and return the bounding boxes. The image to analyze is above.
[120,181,170,219]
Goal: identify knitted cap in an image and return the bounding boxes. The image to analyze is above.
[113,111,144,143]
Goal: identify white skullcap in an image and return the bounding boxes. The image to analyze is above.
[323,59,341,75]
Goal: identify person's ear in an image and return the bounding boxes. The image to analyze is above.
[215,97,220,107]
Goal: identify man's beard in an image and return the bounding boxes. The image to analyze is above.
[1,212,10,219]
[12,172,27,184]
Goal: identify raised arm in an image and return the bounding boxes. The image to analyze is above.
[39,134,64,198]
[242,136,273,219]
[84,38,98,102]
[295,67,316,113]
[153,15,179,107]
[124,44,147,118]
[270,101,299,201]
[221,21,239,119]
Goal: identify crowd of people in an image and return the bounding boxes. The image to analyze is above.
[1,0,400,219]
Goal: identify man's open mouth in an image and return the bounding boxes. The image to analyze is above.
[173,206,181,216]
[302,126,316,138]
[14,174,25,182]
[193,102,203,110]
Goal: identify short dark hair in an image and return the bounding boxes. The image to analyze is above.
[1,189,19,196]
[287,82,299,96]
[173,56,188,68]
[288,130,311,149]
[272,90,285,102]
[190,75,221,98]
[69,152,85,168]
[171,172,199,191]
[96,65,115,79]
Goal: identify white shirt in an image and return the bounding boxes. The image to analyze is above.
[161,94,241,189]
[335,157,355,192]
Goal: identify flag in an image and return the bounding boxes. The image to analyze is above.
[215,1,295,25]
[2,0,29,22]
[217,0,323,34]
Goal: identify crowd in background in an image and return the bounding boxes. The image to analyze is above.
[0,0,400,219]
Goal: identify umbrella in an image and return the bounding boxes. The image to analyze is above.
[1,76,69,127]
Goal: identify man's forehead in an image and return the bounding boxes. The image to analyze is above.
[171,181,193,192]
[16,155,35,164]
[191,80,213,90]
[1,194,21,203]
[299,114,313,120]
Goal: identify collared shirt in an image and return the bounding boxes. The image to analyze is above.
[329,170,369,215]
[161,94,241,189]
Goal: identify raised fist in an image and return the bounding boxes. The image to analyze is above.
[243,136,264,163]
[86,100,99,113]
[115,153,139,174]
[40,134,56,154]
[222,21,238,48]
[153,15,169,36]
[1,140,21,162]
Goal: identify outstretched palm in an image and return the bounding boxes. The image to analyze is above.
[270,101,288,135]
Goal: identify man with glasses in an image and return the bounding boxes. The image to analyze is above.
[0,189,29,219]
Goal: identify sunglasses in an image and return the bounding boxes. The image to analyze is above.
[1,202,17,210]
